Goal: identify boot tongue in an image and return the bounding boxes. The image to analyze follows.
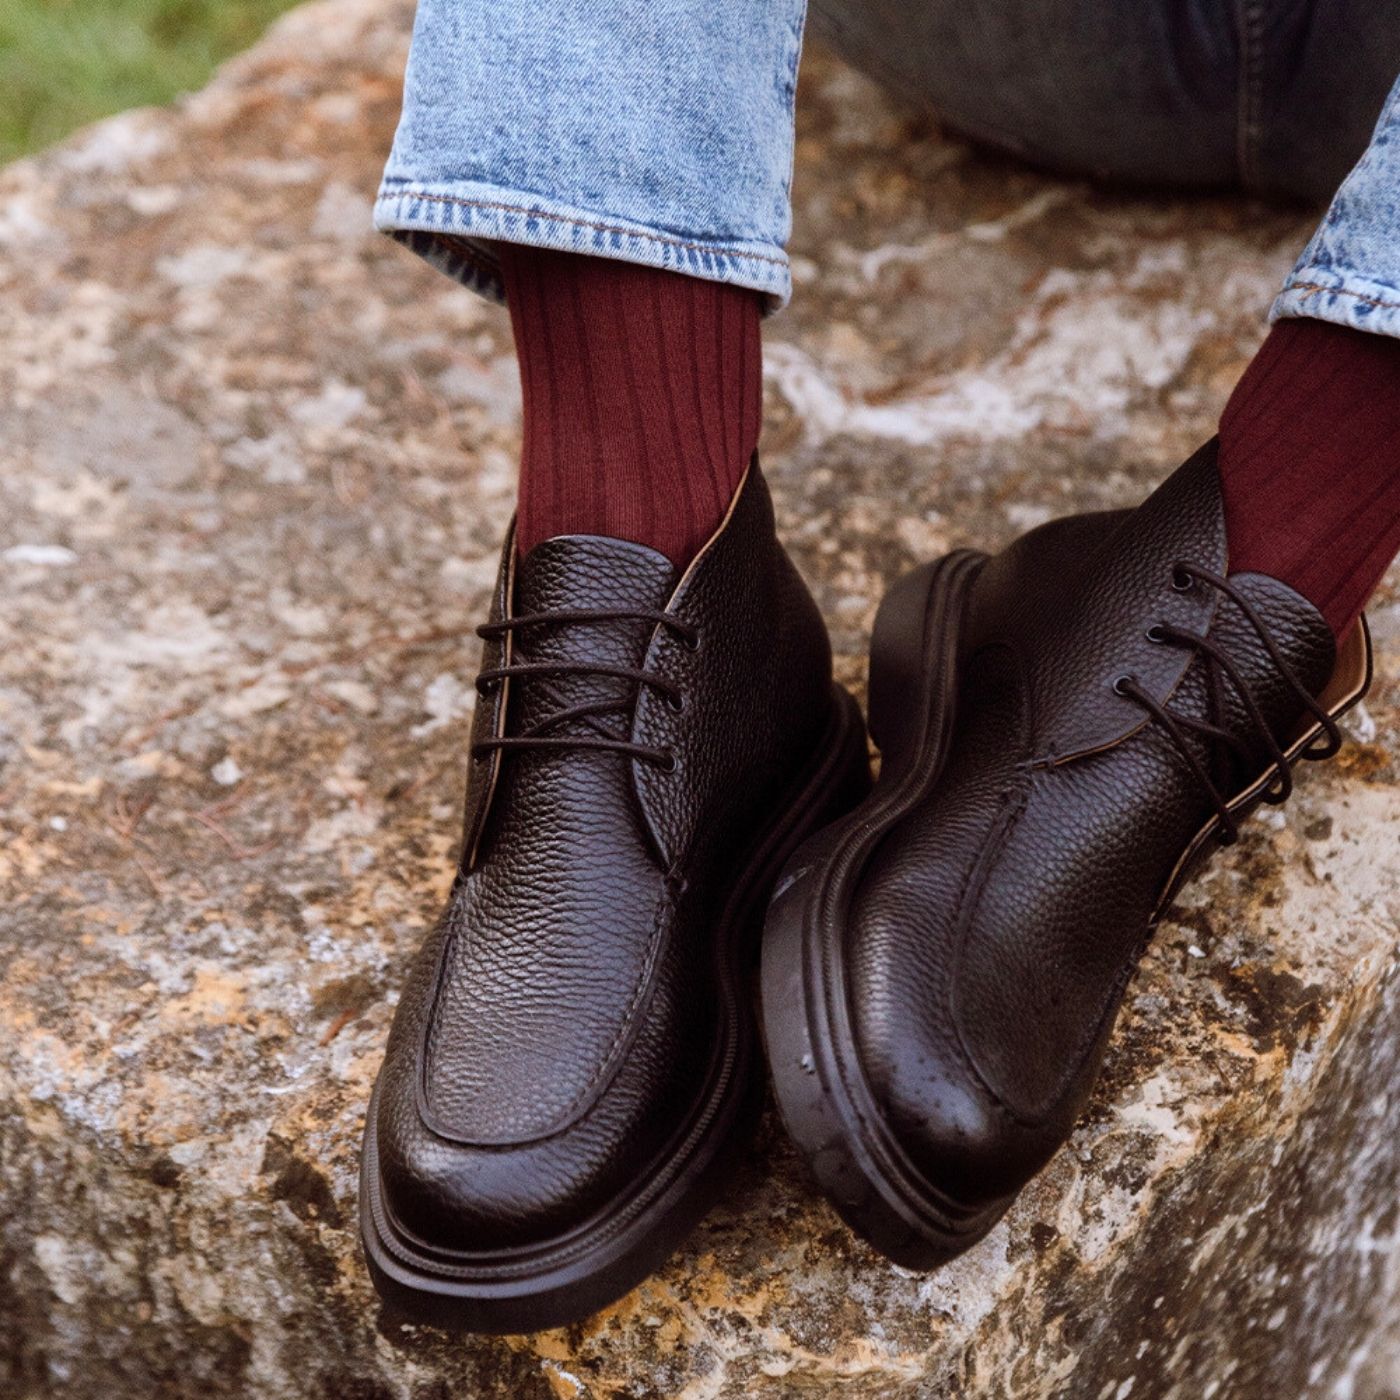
[508,534,677,746]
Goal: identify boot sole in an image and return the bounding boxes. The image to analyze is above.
[761,551,1010,1269]
[360,682,871,1332]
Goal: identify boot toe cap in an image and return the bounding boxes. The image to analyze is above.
[855,1018,1068,1214]
[372,1070,627,1255]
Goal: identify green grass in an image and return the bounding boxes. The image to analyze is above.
[0,0,301,162]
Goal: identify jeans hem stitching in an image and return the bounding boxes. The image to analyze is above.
[379,189,789,270]
[1282,280,1400,312]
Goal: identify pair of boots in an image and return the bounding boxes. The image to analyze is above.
[358,441,1369,1332]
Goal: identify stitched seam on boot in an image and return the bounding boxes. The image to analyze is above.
[948,759,1150,1131]
[414,875,677,1146]
[945,782,1038,1130]
[552,870,681,1122]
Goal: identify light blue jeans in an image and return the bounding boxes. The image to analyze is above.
[374,1,1400,339]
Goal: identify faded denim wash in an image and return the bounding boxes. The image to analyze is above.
[375,3,804,306]
[1274,77,1400,337]
[375,0,1400,335]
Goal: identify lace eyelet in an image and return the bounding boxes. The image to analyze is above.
[1112,674,1135,697]
[1146,624,1168,644]
[681,630,702,654]
[659,752,678,773]
[1170,566,1195,593]
[665,693,685,714]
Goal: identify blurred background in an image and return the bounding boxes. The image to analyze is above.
[0,0,297,160]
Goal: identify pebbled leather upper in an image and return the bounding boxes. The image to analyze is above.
[845,440,1351,1208]
[371,464,835,1252]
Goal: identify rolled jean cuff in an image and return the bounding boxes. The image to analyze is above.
[373,180,794,309]
[1270,271,1400,340]
[1268,74,1400,341]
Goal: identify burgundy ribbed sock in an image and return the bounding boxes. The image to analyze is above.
[1219,317,1400,642]
[498,245,763,568]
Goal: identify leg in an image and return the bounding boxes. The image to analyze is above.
[817,0,1400,641]
[811,0,1240,188]
[811,0,1400,200]
[376,2,807,568]
[1219,74,1400,640]
[360,0,877,1332]
[1272,73,1400,333]
[761,18,1400,1271]
[376,3,804,304]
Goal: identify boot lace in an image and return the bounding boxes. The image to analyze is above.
[471,608,698,769]
[1111,562,1340,845]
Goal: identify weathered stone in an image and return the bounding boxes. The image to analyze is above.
[1,3,1398,1396]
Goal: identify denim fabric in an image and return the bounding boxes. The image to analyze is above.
[374,3,805,306]
[811,0,1400,202]
[1273,75,1400,339]
[377,0,1400,333]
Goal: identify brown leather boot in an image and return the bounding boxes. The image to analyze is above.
[361,461,870,1329]
[762,440,1371,1268]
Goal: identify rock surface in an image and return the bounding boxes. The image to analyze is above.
[2,2,1399,1396]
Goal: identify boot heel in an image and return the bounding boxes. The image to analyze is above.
[867,550,986,782]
